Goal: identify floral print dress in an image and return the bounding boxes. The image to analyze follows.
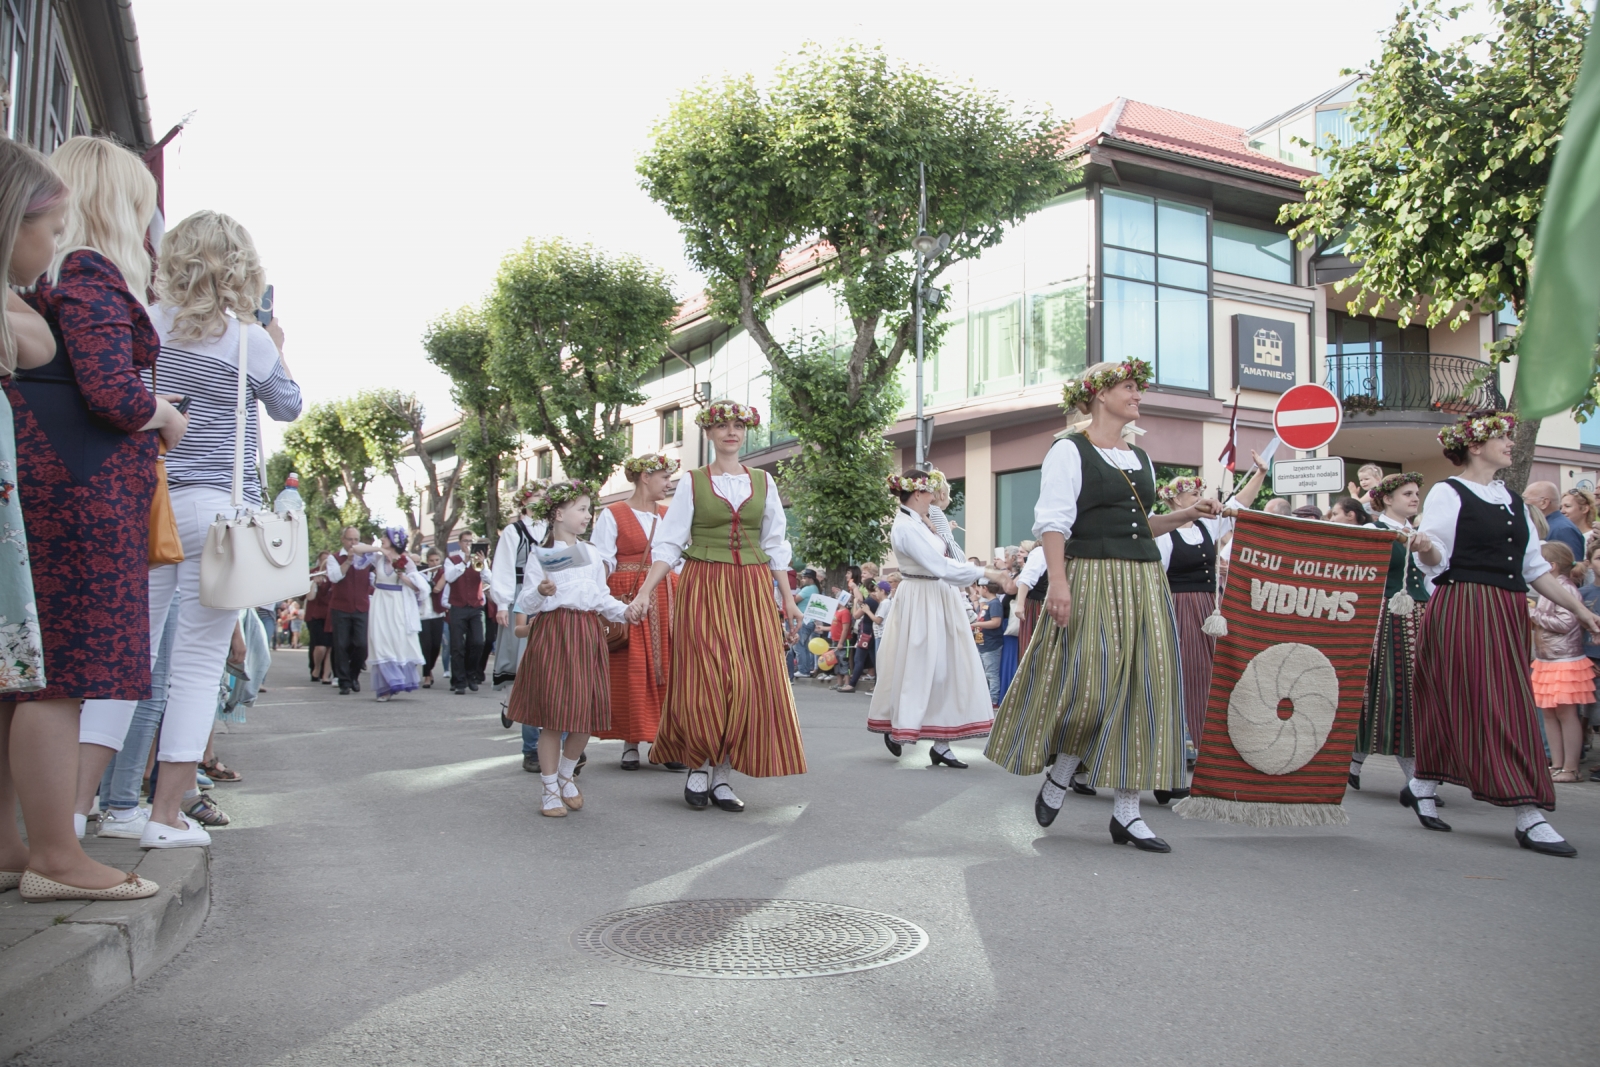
[0,387,44,693]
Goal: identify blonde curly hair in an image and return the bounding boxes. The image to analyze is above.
[155,210,267,343]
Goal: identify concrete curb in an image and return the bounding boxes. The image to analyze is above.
[0,846,210,1060]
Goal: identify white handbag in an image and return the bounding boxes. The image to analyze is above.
[197,320,310,610]
[1004,597,1022,637]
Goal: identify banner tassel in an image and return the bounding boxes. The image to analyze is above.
[1387,590,1416,617]
[1173,795,1350,827]
[1201,609,1229,637]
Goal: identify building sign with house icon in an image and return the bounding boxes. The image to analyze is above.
[1234,314,1297,393]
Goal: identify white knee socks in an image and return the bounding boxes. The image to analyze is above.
[710,759,738,801]
[1515,804,1564,842]
[1112,789,1155,838]
[1040,756,1081,809]
[1349,751,1367,777]
[1408,777,1439,818]
[931,741,951,755]
[1395,756,1416,781]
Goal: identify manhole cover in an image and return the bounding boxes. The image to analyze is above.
[573,899,928,979]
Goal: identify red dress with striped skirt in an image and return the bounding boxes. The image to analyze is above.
[600,503,674,743]
[506,608,612,734]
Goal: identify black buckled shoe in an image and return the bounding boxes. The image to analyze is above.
[1109,815,1171,853]
[1347,772,1361,790]
[929,747,967,768]
[1516,822,1577,857]
[620,749,640,771]
[684,772,710,809]
[1153,788,1190,805]
[573,751,586,777]
[663,762,688,772]
[884,733,903,758]
[711,785,746,812]
[1399,784,1451,831]
[500,705,512,728]
[1069,778,1097,797]
[1035,779,1064,827]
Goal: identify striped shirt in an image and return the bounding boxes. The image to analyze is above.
[150,306,302,505]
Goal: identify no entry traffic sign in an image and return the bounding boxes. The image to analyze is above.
[1272,383,1343,451]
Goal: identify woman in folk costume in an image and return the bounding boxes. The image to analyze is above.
[626,400,805,812]
[591,453,681,771]
[869,470,1010,766]
[360,528,429,702]
[984,361,1221,853]
[1348,471,1433,792]
[1411,413,1597,857]
[506,480,628,818]
[489,480,549,691]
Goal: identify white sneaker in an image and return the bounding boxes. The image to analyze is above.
[97,806,151,839]
[73,812,87,839]
[140,814,212,849]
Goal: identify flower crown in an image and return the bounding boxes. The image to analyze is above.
[623,453,679,477]
[887,471,937,496]
[383,526,409,553]
[1061,360,1153,412]
[528,479,598,522]
[1157,475,1205,504]
[926,468,948,491]
[1374,471,1424,499]
[513,479,550,509]
[695,400,761,429]
[1438,412,1515,452]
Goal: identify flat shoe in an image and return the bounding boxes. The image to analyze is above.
[559,775,583,812]
[1109,816,1171,853]
[663,762,688,772]
[0,869,21,891]
[1399,784,1452,832]
[884,733,903,758]
[1034,780,1062,828]
[1516,824,1577,857]
[712,787,746,813]
[1153,788,1190,805]
[1347,772,1361,790]
[19,869,159,902]
[620,753,640,771]
[929,748,967,768]
[684,772,710,809]
[1069,779,1097,797]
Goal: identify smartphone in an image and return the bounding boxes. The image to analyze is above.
[174,396,192,415]
[255,284,275,327]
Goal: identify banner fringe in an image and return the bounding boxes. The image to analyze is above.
[1172,795,1349,827]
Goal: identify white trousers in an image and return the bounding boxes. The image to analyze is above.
[80,487,240,763]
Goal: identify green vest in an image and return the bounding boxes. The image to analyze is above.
[1374,522,1431,602]
[1061,433,1160,562]
[681,466,772,566]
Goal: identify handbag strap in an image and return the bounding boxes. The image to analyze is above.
[232,319,248,508]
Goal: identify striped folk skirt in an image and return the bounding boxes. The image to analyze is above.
[1357,603,1418,758]
[1171,590,1216,749]
[985,557,1185,790]
[505,608,612,734]
[600,565,674,743]
[650,560,806,777]
[1414,582,1555,810]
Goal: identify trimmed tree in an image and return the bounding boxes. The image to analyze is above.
[283,400,377,532]
[486,238,677,486]
[1282,0,1592,490]
[639,42,1075,576]
[423,306,520,541]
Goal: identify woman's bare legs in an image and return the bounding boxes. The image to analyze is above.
[73,742,117,816]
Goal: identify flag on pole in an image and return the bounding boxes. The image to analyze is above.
[1515,19,1600,420]
[1218,387,1241,472]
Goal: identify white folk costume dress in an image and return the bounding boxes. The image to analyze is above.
[984,432,1185,791]
[1156,517,1223,749]
[868,507,994,743]
[367,555,428,698]
[505,540,627,733]
[489,515,547,689]
[650,466,806,777]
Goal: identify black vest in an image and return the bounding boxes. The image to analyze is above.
[1434,479,1529,593]
[1061,434,1160,563]
[1166,522,1215,594]
[1027,571,1050,602]
[1370,519,1431,602]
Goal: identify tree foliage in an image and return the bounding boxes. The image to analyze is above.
[487,238,677,486]
[1282,0,1591,489]
[283,400,374,523]
[424,306,518,541]
[639,42,1076,566]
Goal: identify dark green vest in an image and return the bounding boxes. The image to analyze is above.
[681,466,771,566]
[1372,521,1431,602]
[1061,433,1160,562]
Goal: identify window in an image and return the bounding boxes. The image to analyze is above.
[1325,311,1429,404]
[535,450,552,480]
[995,468,1041,550]
[1213,221,1293,283]
[1100,190,1210,391]
[1581,418,1600,451]
[660,407,683,446]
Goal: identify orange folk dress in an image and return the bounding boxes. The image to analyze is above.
[599,502,674,743]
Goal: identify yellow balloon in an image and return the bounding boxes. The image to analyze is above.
[808,636,830,655]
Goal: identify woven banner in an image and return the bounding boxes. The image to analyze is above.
[1174,510,1395,827]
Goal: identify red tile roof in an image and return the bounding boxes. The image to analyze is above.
[1067,97,1314,182]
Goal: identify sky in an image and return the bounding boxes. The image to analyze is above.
[133,0,1491,455]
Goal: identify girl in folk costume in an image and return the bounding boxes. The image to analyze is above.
[1153,462,1266,786]
[869,470,1010,765]
[506,481,628,818]
[1348,472,1433,792]
[357,528,429,702]
[1528,541,1592,785]
[984,361,1221,853]
[489,480,550,691]
[626,401,805,812]
[1411,412,1598,856]
[592,453,681,771]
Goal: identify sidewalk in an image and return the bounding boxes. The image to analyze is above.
[0,829,209,1060]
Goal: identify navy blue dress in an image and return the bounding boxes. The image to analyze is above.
[6,251,159,700]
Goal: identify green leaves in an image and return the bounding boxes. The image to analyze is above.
[486,238,677,486]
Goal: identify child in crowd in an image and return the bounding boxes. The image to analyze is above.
[1346,462,1384,507]
[1530,541,1593,783]
[505,481,628,817]
[1578,540,1600,779]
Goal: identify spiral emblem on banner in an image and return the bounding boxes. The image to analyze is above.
[1226,643,1340,775]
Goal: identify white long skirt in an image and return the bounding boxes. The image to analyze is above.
[868,578,995,743]
[369,587,424,697]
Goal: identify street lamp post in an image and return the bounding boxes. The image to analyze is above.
[911,163,948,468]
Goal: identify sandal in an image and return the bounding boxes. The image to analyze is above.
[199,759,242,784]
[1552,768,1580,783]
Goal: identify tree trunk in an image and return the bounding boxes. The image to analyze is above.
[1504,415,1542,493]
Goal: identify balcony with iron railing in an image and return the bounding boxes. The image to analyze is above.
[1323,351,1505,417]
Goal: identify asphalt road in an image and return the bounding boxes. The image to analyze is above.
[15,652,1598,1067]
